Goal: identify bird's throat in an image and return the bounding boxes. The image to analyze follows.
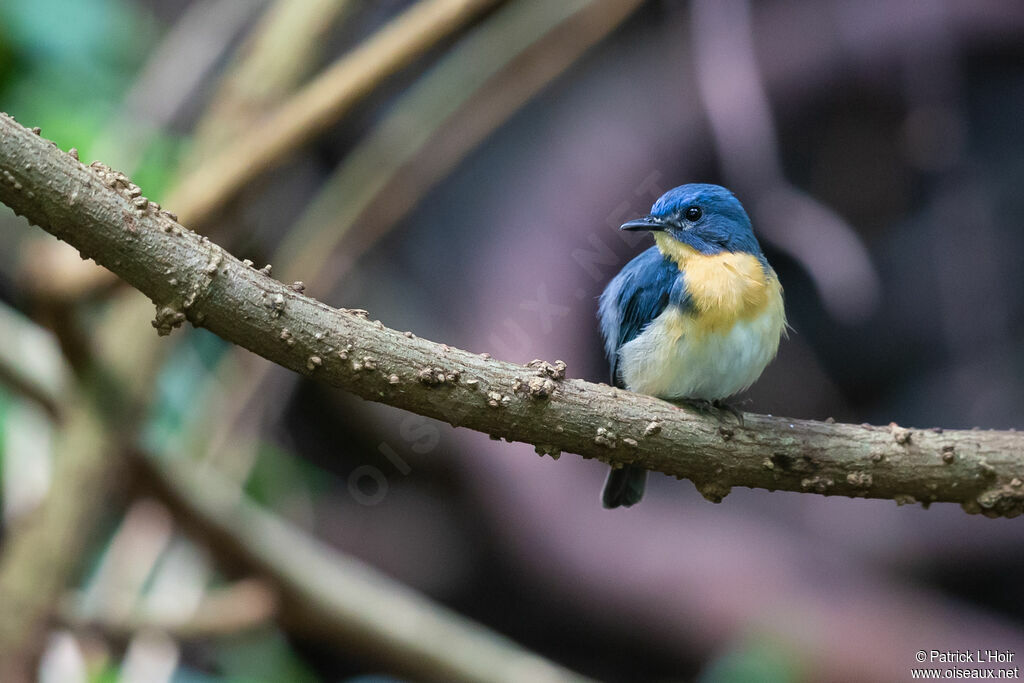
[652,232,701,265]
[653,233,778,328]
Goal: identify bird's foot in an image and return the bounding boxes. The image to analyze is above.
[671,397,714,414]
[670,398,746,426]
[712,399,746,427]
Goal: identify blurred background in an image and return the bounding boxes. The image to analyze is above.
[0,0,1023,681]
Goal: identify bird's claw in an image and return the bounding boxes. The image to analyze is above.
[712,399,745,427]
[672,398,745,426]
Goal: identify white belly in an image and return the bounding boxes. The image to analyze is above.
[618,306,783,400]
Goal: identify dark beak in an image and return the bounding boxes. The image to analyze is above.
[619,215,665,231]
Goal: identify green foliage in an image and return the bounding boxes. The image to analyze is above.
[133,131,186,203]
[142,330,228,456]
[0,0,180,199]
[214,627,319,683]
[1,0,147,62]
[170,669,220,683]
[245,440,327,510]
[699,636,803,683]
[0,0,153,136]
[88,662,120,683]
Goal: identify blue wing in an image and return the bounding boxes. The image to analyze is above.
[598,246,688,388]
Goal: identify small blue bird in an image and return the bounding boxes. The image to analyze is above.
[598,184,786,508]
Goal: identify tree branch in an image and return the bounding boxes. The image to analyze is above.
[1,113,1023,518]
[196,0,645,471]
[185,0,356,163]
[133,454,593,683]
[60,578,278,643]
[0,301,67,420]
[0,397,126,682]
[165,0,503,227]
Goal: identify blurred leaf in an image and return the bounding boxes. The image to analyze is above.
[245,441,327,510]
[143,330,228,455]
[699,636,802,683]
[132,131,186,203]
[1,77,111,154]
[0,25,18,90]
[0,0,153,63]
[215,627,318,683]
[169,667,219,683]
[88,662,119,683]
[0,0,157,156]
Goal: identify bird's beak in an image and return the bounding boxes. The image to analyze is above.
[619,215,665,231]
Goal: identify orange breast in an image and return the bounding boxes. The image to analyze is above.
[653,234,783,335]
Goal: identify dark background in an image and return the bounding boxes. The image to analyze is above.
[1,0,1023,681]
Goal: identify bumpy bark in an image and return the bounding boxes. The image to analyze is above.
[1,112,1022,520]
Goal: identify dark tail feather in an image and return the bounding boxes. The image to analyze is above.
[602,465,647,508]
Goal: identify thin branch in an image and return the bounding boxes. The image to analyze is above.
[185,0,356,163]
[134,454,593,683]
[18,238,119,305]
[89,0,266,176]
[165,0,504,228]
[690,0,882,324]
[0,362,60,420]
[198,0,645,471]
[0,398,126,682]
[61,578,278,642]
[25,0,332,304]
[274,0,644,284]
[1,113,1023,519]
[0,301,67,420]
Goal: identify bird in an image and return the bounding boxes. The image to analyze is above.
[598,183,786,508]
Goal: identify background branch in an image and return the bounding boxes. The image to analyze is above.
[60,577,278,643]
[165,0,503,228]
[274,0,644,285]
[2,113,1022,518]
[0,397,125,682]
[185,0,355,163]
[195,0,645,479]
[0,301,66,420]
[133,454,592,683]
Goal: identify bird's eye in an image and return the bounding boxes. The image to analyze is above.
[684,206,702,222]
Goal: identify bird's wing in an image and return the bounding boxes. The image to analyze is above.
[598,246,686,388]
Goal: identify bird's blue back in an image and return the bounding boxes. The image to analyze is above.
[598,246,690,387]
[596,182,784,507]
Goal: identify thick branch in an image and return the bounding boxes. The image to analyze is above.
[1,113,1023,517]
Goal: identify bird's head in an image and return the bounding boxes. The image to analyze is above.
[621,184,762,258]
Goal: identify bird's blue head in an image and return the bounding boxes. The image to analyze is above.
[621,184,762,257]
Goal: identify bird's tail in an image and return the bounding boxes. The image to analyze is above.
[601,465,647,508]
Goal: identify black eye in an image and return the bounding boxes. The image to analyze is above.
[684,206,702,222]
